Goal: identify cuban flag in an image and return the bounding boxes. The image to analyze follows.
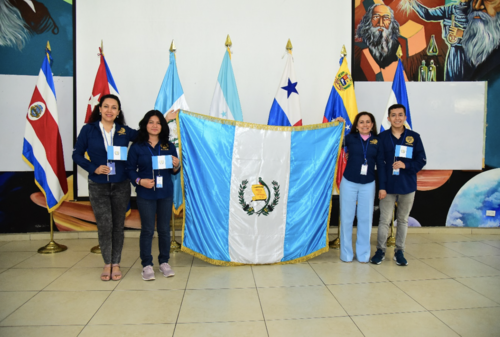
[381,59,412,131]
[209,49,243,121]
[177,111,343,264]
[84,48,120,123]
[268,52,302,126]
[155,49,190,214]
[22,45,68,212]
[323,56,358,192]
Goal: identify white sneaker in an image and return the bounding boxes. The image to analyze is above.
[142,265,155,281]
[159,263,175,277]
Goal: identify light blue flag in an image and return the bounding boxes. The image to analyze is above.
[177,111,343,265]
[154,50,189,213]
[381,59,412,132]
[209,49,243,121]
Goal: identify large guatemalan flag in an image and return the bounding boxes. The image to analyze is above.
[155,48,190,215]
[177,111,343,265]
[209,48,243,121]
[381,59,412,132]
[84,47,120,123]
[268,51,302,126]
[22,44,68,212]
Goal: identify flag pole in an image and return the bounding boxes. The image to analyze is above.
[38,212,68,254]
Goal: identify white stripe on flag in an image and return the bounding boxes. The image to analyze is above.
[209,81,233,120]
[228,127,291,264]
[169,94,189,112]
[37,69,59,123]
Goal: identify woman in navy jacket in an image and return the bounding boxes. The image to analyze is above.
[73,94,137,281]
[126,110,180,281]
[340,112,384,263]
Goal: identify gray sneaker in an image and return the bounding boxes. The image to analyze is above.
[142,265,155,281]
[159,263,175,278]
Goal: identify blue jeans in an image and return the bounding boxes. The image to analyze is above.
[136,196,173,267]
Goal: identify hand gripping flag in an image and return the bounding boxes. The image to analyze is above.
[177,111,344,265]
[209,48,243,121]
[268,52,302,126]
[323,56,358,192]
[22,44,68,212]
[381,59,412,132]
[154,49,190,214]
[84,47,120,123]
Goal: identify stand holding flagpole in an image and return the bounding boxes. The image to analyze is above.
[329,214,341,249]
[38,213,67,254]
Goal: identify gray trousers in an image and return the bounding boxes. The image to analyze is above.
[376,192,415,252]
[89,179,131,264]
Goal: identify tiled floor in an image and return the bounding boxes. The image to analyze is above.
[0,233,499,336]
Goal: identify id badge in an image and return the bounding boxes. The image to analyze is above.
[360,164,368,176]
[107,162,116,175]
[156,175,163,188]
[392,168,400,176]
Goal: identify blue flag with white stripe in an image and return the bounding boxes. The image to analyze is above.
[177,111,343,265]
[381,59,412,132]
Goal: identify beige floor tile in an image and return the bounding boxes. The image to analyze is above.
[191,256,221,267]
[0,291,110,326]
[80,323,175,337]
[72,249,138,268]
[56,239,105,252]
[187,266,255,289]
[328,282,425,315]
[267,317,363,337]
[178,288,263,323]
[404,243,465,259]
[394,279,498,310]
[432,307,500,337]
[13,251,89,268]
[160,251,194,267]
[0,292,36,321]
[117,266,190,290]
[422,257,500,278]
[174,321,268,337]
[253,264,323,287]
[370,259,449,281]
[440,241,500,257]
[44,267,130,291]
[0,268,67,291]
[122,237,140,251]
[307,248,340,263]
[456,276,500,304]
[352,312,459,337]
[90,290,183,324]
[0,252,36,268]
[470,255,500,271]
[0,240,51,252]
[481,240,500,249]
[0,326,83,337]
[418,234,477,242]
[259,286,346,320]
[310,261,388,284]
[404,234,434,244]
[0,269,5,274]
[0,241,10,247]
[463,234,500,241]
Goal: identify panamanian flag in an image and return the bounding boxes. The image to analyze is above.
[268,52,302,126]
[155,49,190,214]
[209,48,243,121]
[381,59,412,131]
[22,45,68,212]
[84,47,120,123]
[177,111,343,265]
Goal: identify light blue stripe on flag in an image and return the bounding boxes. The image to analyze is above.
[155,52,184,113]
[219,50,243,121]
[179,113,234,261]
[282,125,342,261]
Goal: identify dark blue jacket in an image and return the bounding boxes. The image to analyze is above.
[126,141,179,200]
[378,128,426,194]
[73,121,138,183]
[343,133,384,184]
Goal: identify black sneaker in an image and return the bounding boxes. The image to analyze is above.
[370,249,385,265]
[394,250,408,266]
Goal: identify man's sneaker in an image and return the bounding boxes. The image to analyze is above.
[159,263,175,278]
[142,265,155,281]
[370,249,385,265]
[394,250,409,266]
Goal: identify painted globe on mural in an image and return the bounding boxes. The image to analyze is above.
[446,169,500,227]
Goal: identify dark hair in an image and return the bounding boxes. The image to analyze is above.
[87,94,126,125]
[135,110,170,147]
[350,111,378,136]
[388,104,406,116]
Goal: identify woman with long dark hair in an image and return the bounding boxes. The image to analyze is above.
[126,110,180,281]
[339,112,384,263]
[73,94,137,281]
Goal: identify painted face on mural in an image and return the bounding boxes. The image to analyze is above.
[463,0,500,67]
[371,5,392,30]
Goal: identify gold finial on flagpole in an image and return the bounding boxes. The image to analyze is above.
[396,45,403,59]
[341,45,347,58]
[170,39,176,52]
[286,39,293,53]
[46,41,51,51]
[100,40,104,56]
[225,34,232,48]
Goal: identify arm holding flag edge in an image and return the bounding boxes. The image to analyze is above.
[333,122,346,193]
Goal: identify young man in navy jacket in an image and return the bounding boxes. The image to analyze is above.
[371,104,427,266]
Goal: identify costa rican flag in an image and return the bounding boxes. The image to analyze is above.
[84,47,120,123]
[22,44,68,212]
